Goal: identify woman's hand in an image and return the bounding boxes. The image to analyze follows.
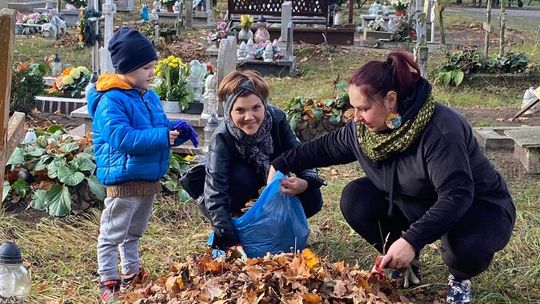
[267,165,277,185]
[380,238,415,270]
[280,177,308,196]
[169,130,179,146]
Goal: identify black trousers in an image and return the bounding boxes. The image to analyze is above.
[340,177,515,280]
[200,162,324,219]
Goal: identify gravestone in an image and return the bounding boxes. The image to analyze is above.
[114,0,134,12]
[100,0,115,73]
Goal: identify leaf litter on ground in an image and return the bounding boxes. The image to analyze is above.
[122,248,408,303]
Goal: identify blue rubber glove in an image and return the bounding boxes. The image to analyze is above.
[171,120,199,147]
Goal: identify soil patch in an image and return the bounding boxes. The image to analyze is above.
[455,106,540,126]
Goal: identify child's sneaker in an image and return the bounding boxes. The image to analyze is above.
[121,267,149,289]
[99,279,121,303]
[446,274,472,304]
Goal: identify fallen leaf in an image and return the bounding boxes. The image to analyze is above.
[303,293,323,304]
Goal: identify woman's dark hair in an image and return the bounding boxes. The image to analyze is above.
[348,51,420,101]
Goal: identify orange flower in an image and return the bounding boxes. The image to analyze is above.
[16,61,30,72]
[62,67,73,76]
[48,85,59,94]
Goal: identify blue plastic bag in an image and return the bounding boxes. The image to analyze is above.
[231,171,310,258]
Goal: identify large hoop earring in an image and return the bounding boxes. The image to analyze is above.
[385,112,402,129]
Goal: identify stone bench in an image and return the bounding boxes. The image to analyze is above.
[70,105,219,155]
[504,127,540,174]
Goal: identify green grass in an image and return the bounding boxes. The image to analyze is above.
[3,5,540,303]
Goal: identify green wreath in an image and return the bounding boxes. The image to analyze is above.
[76,8,102,47]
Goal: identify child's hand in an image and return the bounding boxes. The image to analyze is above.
[169,130,180,146]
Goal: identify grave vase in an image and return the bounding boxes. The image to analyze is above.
[238,27,253,42]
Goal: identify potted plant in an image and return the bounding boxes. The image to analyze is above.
[238,15,254,41]
[161,0,176,12]
[390,0,408,16]
[153,56,192,113]
[48,65,92,98]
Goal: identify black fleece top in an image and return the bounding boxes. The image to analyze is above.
[272,81,514,252]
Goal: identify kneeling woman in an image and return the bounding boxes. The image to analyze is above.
[182,71,325,250]
[269,51,515,304]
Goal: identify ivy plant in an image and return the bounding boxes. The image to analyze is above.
[284,79,352,130]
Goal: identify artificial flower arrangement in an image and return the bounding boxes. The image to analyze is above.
[390,0,409,11]
[48,66,92,98]
[208,21,229,44]
[152,55,192,109]
[16,12,52,24]
[240,15,254,29]
[367,17,387,31]
[205,63,215,75]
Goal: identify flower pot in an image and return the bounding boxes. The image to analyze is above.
[395,9,407,16]
[238,27,253,41]
[182,102,204,114]
[167,5,174,12]
[162,100,181,113]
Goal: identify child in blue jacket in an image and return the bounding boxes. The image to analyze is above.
[86,28,198,303]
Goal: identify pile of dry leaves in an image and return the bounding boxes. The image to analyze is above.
[122,249,407,304]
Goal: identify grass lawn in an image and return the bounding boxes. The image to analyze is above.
[2,5,540,303]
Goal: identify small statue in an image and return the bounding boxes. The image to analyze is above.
[368,0,382,15]
[263,42,274,62]
[173,1,181,13]
[189,60,207,102]
[246,38,255,59]
[45,0,54,10]
[254,15,270,43]
[237,41,247,60]
[152,0,161,13]
[141,4,149,22]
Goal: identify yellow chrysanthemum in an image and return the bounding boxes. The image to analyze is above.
[77,66,90,75]
[69,68,81,80]
[62,75,74,85]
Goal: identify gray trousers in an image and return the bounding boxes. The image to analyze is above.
[97,194,155,281]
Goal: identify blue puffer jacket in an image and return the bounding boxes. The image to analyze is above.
[87,74,171,185]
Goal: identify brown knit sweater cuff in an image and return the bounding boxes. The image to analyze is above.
[106,181,162,198]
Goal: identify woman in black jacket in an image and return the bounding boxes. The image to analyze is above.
[269,51,515,304]
[182,71,325,251]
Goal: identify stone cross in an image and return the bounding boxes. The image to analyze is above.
[100,0,116,73]
[216,36,237,115]
[205,0,214,26]
[285,21,294,59]
[279,1,292,50]
[1,9,24,207]
[185,0,193,28]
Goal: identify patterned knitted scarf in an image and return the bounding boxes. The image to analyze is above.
[357,95,436,161]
